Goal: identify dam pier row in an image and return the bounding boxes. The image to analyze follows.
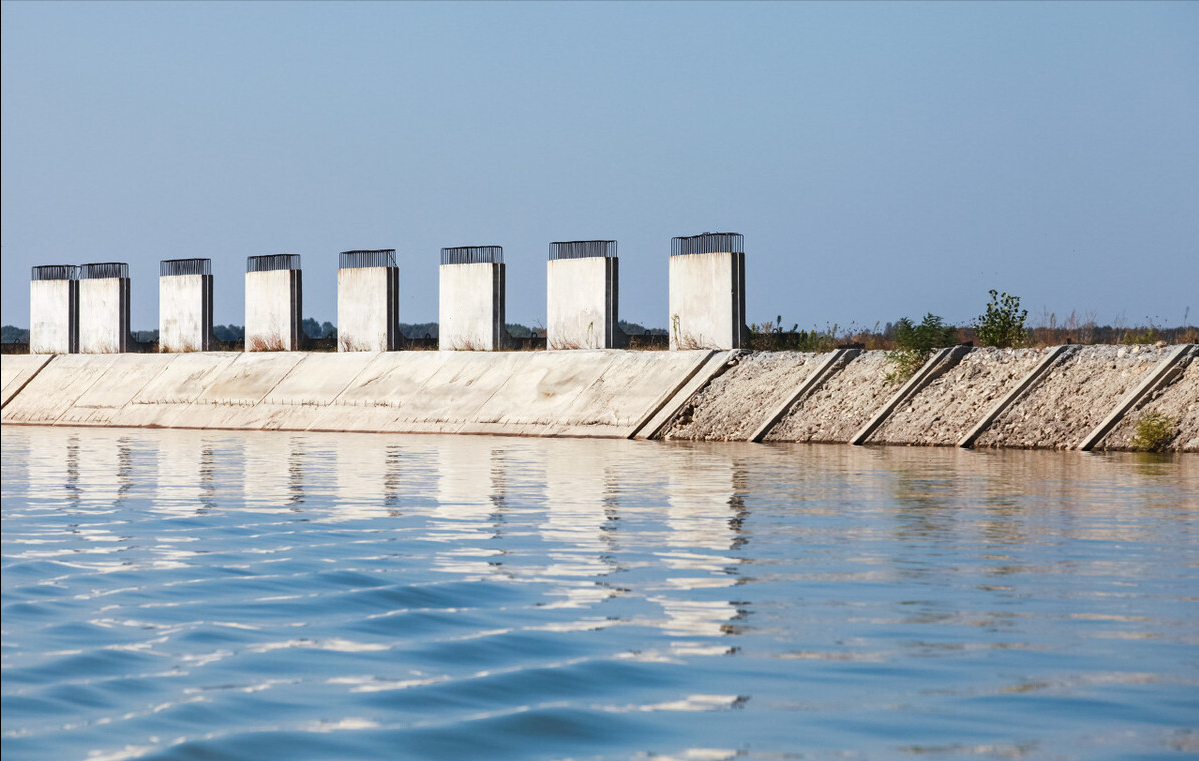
[2,344,1196,451]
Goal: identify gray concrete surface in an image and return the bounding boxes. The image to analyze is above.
[547,257,618,349]
[160,273,214,352]
[1,355,52,408]
[338,266,400,352]
[245,269,302,351]
[78,277,131,354]
[439,262,505,351]
[668,251,745,350]
[30,279,78,355]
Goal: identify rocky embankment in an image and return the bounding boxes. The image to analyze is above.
[668,345,1196,450]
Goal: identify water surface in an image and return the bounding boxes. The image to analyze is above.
[2,427,1197,760]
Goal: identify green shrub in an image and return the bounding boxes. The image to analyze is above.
[885,314,957,384]
[1131,412,1177,452]
[975,290,1027,348]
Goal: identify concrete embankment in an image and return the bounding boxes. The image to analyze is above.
[2,345,1195,450]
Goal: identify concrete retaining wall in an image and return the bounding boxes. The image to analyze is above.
[3,346,1195,450]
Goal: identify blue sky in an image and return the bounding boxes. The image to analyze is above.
[2,1,1196,331]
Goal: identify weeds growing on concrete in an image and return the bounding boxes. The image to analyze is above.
[885,314,957,385]
[975,290,1028,348]
[1131,411,1178,452]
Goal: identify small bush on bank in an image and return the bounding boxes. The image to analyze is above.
[885,314,957,384]
[1131,412,1178,452]
[975,290,1027,348]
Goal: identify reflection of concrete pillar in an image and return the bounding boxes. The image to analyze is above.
[245,254,302,352]
[439,246,505,351]
[159,259,215,352]
[242,434,302,508]
[547,241,619,350]
[668,233,746,351]
[337,250,400,352]
[30,265,79,354]
[78,262,132,354]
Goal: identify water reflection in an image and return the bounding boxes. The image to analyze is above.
[3,427,1197,761]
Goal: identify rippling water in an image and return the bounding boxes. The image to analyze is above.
[2,427,1197,761]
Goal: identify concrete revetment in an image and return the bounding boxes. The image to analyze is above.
[439,246,505,351]
[668,233,746,351]
[245,255,302,352]
[29,265,79,355]
[159,259,215,353]
[337,250,401,352]
[78,262,132,354]
[547,241,618,350]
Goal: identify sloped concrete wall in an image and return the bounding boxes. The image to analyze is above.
[1,350,715,439]
[3,346,1195,450]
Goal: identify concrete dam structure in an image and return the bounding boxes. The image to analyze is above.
[3,345,1195,451]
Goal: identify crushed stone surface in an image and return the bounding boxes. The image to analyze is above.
[764,351,894,443]
[662,351,821,441]
[973,345,1172,449]
[870,348,1046,446]
[1097,358,1198,452]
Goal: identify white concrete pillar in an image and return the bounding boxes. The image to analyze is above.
[245,254,302,352]
[29,265,79,354]
[78,262,132,354]
[159,259,214,353]
[438,246,505,351]
[668,233,746,351]
[337,249,400,352]
[547,241,619,350]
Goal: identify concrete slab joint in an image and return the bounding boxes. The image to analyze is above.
[852,344,971,446]
[957,345,1072,449]
[1076,343,1197,451]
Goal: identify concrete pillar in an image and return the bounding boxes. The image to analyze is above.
[29,265,79,354]
[245,254,302,352]
[159,258,214,353]
[337,249,400,352]
[438,246,505,351]
[547,240,619,350]
[668,233,746,351]
[78,262,132,354]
